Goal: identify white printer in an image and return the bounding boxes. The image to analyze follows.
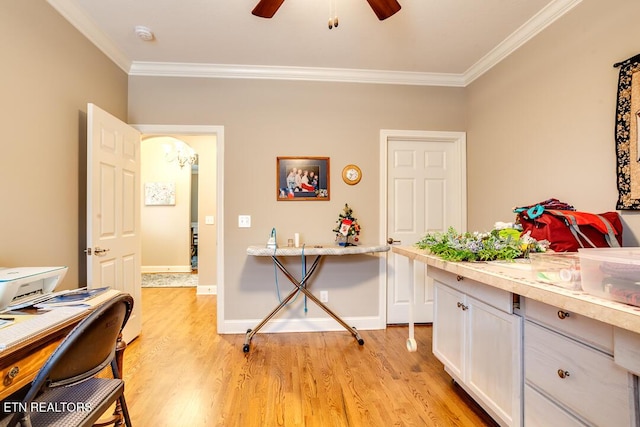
[0,266,68,311]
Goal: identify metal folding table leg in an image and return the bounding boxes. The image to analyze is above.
[270,255,364,346]
[242,255,323,352]
[250,256,364,351]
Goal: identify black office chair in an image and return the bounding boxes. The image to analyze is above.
[0,293,134,427]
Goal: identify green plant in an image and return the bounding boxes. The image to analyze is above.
[416,227,548,262]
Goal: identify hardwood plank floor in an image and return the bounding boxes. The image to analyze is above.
[123,288,499,426]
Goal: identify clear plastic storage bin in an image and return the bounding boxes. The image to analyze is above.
[578,248,640,307]
[529,252,582,290]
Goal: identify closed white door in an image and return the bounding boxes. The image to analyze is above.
[382,130,466,324]
[87,103,142,343]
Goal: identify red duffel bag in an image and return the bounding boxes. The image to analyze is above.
[514,200,622,252]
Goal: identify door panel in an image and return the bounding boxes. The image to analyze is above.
[385,131,466,324]
[87,103,142,343]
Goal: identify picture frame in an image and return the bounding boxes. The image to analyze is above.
[277,156,330,201]
[144,182,176,206]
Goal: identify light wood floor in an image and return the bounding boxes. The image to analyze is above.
[122,288,498,427]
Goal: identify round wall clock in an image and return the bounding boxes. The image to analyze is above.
[342,164,362,185]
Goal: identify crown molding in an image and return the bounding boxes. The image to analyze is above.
[128,62,467,87]
[463,0,582,85]
[48,0,581,87]
[47,0,131,72]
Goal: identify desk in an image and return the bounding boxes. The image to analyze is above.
[0,291,126,425]
[244,244,390,352]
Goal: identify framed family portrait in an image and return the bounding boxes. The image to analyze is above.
[277,156,330,201]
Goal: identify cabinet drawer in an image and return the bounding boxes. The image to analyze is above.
[524,384,585,427]
[524,322,633,427]
[524,298,612,353]
[429,268,513,314]
[0,338,62,398]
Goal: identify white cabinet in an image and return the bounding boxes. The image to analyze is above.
[523,299,637,426]
[431,269,522,427]
[433,282,464,379]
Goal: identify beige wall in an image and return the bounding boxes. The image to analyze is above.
[467,0,640,246]
[141,137,193,272]
[0,1,128,289]
[185,135,217,288]
[128,78,466,326]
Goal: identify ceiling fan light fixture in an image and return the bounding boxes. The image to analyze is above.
[328,0,338,30]
[252,0,400,21]
[134,25,155,41]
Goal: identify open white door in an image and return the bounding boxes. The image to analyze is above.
[383,130,466,324]
[87,103,142,343]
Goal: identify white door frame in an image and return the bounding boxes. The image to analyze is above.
[379,129,467,325]
[133,124,226,333]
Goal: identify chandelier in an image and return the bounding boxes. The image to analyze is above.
[164,138,197,168]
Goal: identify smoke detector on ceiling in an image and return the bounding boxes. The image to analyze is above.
[134,26,155,41]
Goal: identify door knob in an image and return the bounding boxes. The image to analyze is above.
[387,238,401,245]
[94,247,111,256]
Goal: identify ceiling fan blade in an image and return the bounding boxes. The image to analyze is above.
[366,0,401,21]
[252,0,286,18]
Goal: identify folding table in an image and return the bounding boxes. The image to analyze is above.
[244,244,390,352]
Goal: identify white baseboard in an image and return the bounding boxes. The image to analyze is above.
[219,315,385,335]
[141,265,192,273]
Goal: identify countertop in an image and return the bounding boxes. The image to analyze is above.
[392,245,640,335]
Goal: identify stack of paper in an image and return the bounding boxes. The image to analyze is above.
[34,287,114,309]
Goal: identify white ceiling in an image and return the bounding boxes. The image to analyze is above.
[47,0,581,86]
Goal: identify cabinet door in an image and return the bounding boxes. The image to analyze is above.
[433,282,465,380]
[466,297,522,427]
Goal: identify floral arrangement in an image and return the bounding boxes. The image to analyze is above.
[416,227,549,262]
[333,204,361,246]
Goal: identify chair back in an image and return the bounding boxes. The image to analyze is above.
[30,293,133,392]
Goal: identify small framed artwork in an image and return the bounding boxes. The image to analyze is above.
[277,157,330,201]
[144,182,176,206]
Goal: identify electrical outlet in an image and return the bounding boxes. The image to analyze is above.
[320,291,329,303]
[238,215,251,228]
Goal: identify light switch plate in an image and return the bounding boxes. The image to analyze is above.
[238,215,251,228]
[205,215,214,225]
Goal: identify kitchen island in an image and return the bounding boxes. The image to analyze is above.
[393,245,640,427]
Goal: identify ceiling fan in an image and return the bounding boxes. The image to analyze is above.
[252,0,401,21]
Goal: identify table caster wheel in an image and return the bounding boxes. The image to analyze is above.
[243,344,250,353]
[357,339,364,345]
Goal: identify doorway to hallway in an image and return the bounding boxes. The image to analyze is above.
[135,125,224,301]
